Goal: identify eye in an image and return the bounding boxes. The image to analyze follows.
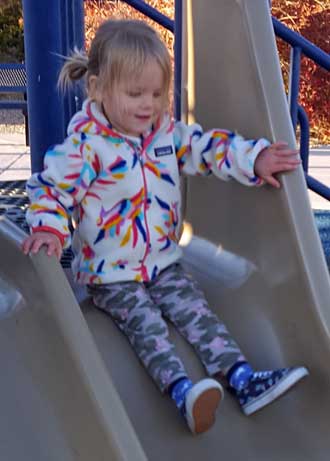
[128,91,141,97]
[153,91,162,98]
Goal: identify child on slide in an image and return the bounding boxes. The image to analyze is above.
[22,19,308,435]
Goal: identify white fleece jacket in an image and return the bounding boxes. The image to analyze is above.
[26,99,269,284]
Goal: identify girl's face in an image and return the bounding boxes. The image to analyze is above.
[102,58,165,137]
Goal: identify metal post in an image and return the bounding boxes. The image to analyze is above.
[174,0,182,120]
[22,0,66,173]
[298,105,310,173]
[22,0,84,173]
[288,46,301,131]
[62,0,85,121]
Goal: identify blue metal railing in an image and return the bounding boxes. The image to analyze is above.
[272,18,330,70]
[272,17,330,200]
[123,0,174,31]
[22,0,85,173]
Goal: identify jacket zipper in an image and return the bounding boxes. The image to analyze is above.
[138,147,152,281]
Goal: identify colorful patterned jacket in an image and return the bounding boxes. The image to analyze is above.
[26,99,270,285]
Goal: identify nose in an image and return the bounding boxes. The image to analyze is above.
[141,94,153,110]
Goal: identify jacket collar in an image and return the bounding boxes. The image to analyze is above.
[83,99,169,151]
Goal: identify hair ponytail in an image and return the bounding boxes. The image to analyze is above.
[58,47,88,92]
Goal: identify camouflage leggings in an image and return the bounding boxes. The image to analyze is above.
[88,263,245,393]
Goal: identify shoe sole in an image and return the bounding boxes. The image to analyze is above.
[186,379,224,434]
[243,366,309,416]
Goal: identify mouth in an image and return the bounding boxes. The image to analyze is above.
[135,115,152,121]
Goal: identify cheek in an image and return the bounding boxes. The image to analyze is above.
[112,100,129,121]
[119,97,133,116]
[155,99,165,114]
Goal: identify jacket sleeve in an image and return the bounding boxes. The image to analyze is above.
[26,134,99,248]
[174,120,271,186]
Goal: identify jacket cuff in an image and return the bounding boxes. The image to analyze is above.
[251,138,271,186]
[31,226,67,247]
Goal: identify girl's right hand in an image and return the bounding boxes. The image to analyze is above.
[22,231,63,260]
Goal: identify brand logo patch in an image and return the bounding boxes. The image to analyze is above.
[154,145,173,157]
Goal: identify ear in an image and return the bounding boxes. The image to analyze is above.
[88,75,100,100]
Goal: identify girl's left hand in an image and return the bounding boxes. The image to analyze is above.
[254,141,301,188]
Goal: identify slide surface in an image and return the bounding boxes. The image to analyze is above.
[1,1,330,459]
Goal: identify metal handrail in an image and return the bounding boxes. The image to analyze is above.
[273,16,330,200]
[123,0,174,31]
[272,18,330,71]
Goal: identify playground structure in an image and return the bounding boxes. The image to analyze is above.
[1,0,330,459]
[0,63,29,145]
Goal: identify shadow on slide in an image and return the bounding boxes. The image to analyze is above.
[1,0,330,459]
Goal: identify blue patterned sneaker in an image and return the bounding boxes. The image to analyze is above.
[236,366,309,416]
[184,378,224,434]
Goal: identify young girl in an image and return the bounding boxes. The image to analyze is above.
[22,19,308,435]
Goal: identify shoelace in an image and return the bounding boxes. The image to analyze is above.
[252,370,276,380]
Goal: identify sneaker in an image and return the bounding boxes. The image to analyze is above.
[236,366,309,416]
[184,378,224,434]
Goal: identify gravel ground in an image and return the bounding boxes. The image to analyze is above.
[0,109,25,134]
[0,92,26,133]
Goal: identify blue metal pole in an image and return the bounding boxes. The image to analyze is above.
[22,0,67,173]
[71,0,86,113]
[22,0,85,173]
[174,0,182,120]
[297,105,310,173]
[63,0,85,119]
[288,46,301,131]
[306,175,330,201]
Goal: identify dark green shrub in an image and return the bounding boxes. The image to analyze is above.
[0,0,24,62]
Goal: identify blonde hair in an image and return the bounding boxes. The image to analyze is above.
[58,19,172,109]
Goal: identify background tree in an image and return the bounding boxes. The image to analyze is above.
[0,0,24,62]
[272,0,330,145]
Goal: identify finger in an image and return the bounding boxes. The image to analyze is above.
[274,151,300,159]
[270,141,290,150]
[55,245,62,260]
[273,161,301,172]
[51,241,62,260]
[46,241,56,257]
[264,175,281,188]
[271,154,301,165]
[22,239,32,254]
[272,144,299,155]
[30,238,45,254]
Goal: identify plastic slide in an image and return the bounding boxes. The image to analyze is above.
[1,0,330,459]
